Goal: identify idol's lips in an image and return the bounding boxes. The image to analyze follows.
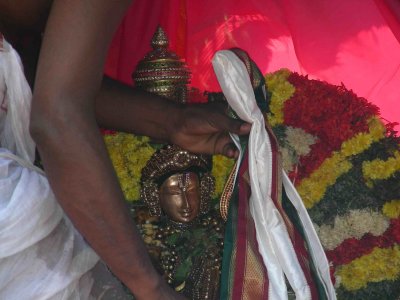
[179,209,193,217]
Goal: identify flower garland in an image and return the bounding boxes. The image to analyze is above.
[265,70,400,299]
[274,125,317,173]
[211,155,235,198]
[282,73,380,180]
[383,199,400,218]
[335,245,400,291]
[102,68,400,299]
[104,133,155,201]
[362,150,400,181]
[316,209,390,250]
[325,218,400,267]
[264,69,295,127]
[296,117,386,208]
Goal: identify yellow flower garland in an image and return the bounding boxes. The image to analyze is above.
[104,133,155,201]
[336,245,400,291]
[297,154,352,208]
[382,199,400,219]
[362,150,400,181]
[340,117,386,157]
[212,155,235,198]
[265,69,295,127]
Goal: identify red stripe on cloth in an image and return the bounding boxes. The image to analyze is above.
[232,154,249,300]
[233,153,270,299]
[249,202,270,299]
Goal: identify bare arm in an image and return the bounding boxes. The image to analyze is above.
[96,76,250,157]
[30,1,184,299]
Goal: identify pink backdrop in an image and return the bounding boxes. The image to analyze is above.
[105,0,400,130]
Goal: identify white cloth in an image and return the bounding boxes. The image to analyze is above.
[212,50,335,300]
[0,38,35,164]
[0,37,128,300]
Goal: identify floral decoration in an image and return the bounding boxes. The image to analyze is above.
[265,70,400,299]
[211,155,235,198]
[103,68,400,299]
[316,209,390,250]
[383,200,400,218]
[264,69,295,127]
[104,132,155,201]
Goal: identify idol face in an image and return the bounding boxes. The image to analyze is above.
[159,172,201,223]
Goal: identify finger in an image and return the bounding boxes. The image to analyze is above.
[214,134,239,158]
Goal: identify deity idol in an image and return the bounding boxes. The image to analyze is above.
[132,27,224,300]
[140,144,222,300]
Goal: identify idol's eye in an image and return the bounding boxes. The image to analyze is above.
[161,188,183,196]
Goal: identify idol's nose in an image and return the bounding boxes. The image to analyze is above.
[181,192,190,210]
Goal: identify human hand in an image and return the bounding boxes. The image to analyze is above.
[167,102,251,159]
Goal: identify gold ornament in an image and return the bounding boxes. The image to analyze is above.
[132,26,191,103]
[219,161,238,221]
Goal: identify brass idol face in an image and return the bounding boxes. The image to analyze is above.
[159,172,200,223]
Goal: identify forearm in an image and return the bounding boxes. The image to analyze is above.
[95,76,181,141]
[27,0,184,298]
[30,110,160,296]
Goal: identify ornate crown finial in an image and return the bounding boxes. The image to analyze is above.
[132,26,191,103]
[151,26,169,49]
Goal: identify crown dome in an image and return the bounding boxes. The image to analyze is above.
[132,26,191,103]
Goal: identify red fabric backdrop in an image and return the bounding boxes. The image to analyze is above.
[105,0,400,130]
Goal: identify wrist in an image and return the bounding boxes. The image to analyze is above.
[164,101,184,143]
[125,271,164,298]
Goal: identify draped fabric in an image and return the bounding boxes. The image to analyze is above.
[212,49,335,299]
[220,152,271,300]
[0,35,35,164]
[105,0,400,131]
[0,36,128,300]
